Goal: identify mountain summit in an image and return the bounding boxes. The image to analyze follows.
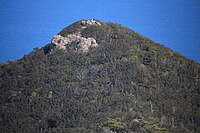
[0,20,199,133]
[51,20,101,52]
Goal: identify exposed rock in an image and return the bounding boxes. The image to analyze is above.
[51,35,66,50]
[81,19,101,28]
[51,19,101,53]
[51,34,98,52]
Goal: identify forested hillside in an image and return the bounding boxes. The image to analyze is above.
[0,20,199,133]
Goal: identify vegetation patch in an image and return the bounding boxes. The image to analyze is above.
[105,117,126,132]
[139,119,171,133]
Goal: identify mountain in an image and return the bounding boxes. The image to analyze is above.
[0,19,199,133]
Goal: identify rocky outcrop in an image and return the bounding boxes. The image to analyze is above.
[51,34,98,52]
[80,19,101,29]
[51,19,100,53]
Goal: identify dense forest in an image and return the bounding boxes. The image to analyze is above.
[0,20,199,133]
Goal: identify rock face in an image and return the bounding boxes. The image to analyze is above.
[51,34,98,52]
[80,19,101,29]
[51,19,100,52]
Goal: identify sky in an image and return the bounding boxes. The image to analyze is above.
[0,0,200,63]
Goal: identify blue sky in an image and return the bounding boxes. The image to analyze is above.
[0,0,200,63]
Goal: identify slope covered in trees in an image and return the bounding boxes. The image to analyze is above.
[0,20,199,133]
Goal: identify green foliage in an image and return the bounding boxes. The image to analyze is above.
[31,91,37,97]
[106,117,126,131]
[140,119,170,133]
[0,20,199,133]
